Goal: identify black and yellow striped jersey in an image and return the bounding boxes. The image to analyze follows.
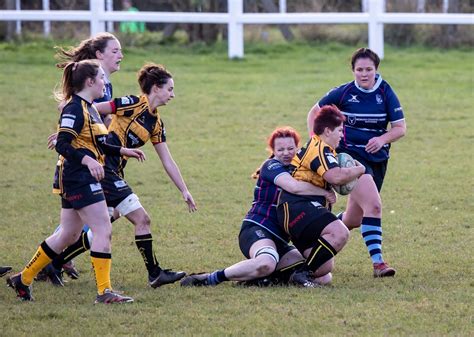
[290,135,339,190]
[55,94,110,193]
[105,95,166,176]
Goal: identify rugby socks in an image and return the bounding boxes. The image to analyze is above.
[51,229,91,270]
[304,237,337,273]
[22,241,58,285]
[90,251,112,295]
[135,234,161,277]
[207,269,228,286]
[360,217,384,264]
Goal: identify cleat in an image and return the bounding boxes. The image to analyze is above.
[44,264,64,287]
[373,262,396,278]
[289,270,319,288]
[62,260,79,280]
[236,277,274,287]
[94,289,134,304]
[180,273,210,287]
[149,269,186,288]
[0,266,12,277]
[7,273,34,301]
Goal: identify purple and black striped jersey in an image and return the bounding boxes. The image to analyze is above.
[317,74,404,162]
[244,158,291,244]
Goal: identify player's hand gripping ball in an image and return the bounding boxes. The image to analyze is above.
[332,153,358,195]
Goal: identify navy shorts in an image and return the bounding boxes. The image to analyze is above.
[277,200,337,253]
[100,167,134,208]
[61,182,106,210]
[341,149,387,192]
[238,221,295,259]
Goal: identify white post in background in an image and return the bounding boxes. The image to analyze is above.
[279,0,286,13]
[105,0,114,32]
[43,0,51,37]
[361,0,369,12]
[90,0,106,36]
[368,0,385,59]
[228,0,244,59]
[15,0,21,35]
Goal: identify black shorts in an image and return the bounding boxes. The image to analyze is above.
[238,221,295,259]
[277,200,337,252]
[341,149,387,192]
[61,182,106,210]
[100,168,134,208]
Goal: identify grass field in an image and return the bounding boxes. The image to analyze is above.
[0,40,473,336]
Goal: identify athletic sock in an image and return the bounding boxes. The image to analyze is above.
[207,269,228,286]
[51,229,90,270]
[304,237,337,273]
[360,217,383,264]
[90,251,112,295]
[22,241,58,285]
[135,234,160,277]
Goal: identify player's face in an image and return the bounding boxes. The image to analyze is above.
[91,67,106,100]
[353,57,376,90]
[155,78,175,106]
[326,124,343,149]
[97,38,123,75]
[273,137,297,166]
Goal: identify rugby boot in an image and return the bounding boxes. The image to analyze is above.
[94,289,134,304]
[373,262,396,278]
[62,260,80,279]
[0,266,12,277]
[149,268,186,288]
[289,270,318,288]
[7,273,34,301]
[44,263,64,286]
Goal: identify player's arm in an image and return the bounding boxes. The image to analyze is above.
[275,173,336,203]
[323,163,365,186]
[94,101,113,115]
[153,142,197,212]
[366,119,406,154]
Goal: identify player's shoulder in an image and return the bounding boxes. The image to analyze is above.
[115,95,141,108]
[262,158,285,172]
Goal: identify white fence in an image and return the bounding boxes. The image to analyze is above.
[0,0,472,59]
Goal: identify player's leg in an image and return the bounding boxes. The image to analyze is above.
[120,195,185,288]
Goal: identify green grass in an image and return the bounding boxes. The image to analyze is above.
[0,41,473,336]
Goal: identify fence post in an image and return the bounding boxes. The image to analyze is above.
[368,0,385,59]
[90,0,106,36]
[228,0,244,59]
[105,0,114,32]
[43,0,50,37]
[15,0,21,35]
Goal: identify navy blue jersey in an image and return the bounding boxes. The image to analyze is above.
[317,74,404,162]
[244,158,291,244]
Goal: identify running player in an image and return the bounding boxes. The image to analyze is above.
[307,48,406,277]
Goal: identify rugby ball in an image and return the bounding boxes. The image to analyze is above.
[332,153,358,195]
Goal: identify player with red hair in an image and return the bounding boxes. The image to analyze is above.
[181,126,336,287]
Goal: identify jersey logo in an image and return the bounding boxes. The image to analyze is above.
[267,162,282,170]
[114,180,127,188]
[326,153,338,164]
[60,118,75,128]
[347,115,357,125]
[255,230,266,238]
[376,94,383,104]
[121,96,132,105]
[128,133,140,146]
[348,95,360,103]
[89,183,102,192]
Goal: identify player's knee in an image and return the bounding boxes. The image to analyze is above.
[253,246,279,277]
